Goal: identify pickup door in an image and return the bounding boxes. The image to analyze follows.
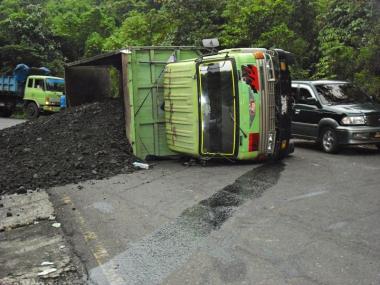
[291,85,322,139]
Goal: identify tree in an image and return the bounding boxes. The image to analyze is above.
[47,0,115,61]
[221,0,293,47]
[162,0,226,46]
[315,0,379,97]
[103,9,173,50]
[221,0,313,78]
[0,3,63,73]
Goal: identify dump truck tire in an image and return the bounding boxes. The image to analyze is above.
[25,102,39,119]
[274,140,293,160]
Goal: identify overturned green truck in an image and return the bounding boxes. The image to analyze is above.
[65,46,294,161]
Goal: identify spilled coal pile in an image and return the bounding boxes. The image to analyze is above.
[0,99,135,195]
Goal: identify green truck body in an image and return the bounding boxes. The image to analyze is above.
[65,46,293,161]
[164,48,293,161]
[121,47,201,159]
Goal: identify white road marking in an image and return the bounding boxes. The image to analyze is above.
[287,191,328,202]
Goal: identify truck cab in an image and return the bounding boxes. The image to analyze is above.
[164,48,294,161]
[24,75,65,119]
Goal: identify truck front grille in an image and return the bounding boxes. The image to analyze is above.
[259,72,276,155]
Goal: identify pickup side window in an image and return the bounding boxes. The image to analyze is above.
[27,79,33,88]
[34,79,45,90]
[291,87,298,98]
[296,88,314,104]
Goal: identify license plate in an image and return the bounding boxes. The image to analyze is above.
[0,102,4,107]
[374,132,380,138]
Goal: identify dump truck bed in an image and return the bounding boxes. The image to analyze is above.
[65,47,200,160]
[0,76,18,94]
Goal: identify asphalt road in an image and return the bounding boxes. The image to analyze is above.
[0,118,26,130]
[49,143,380,285]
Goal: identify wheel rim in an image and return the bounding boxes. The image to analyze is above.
[323,130,335,151]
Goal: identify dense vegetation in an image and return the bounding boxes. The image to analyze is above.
[0,0,378,97]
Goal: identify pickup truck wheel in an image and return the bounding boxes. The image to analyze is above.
[321,127,339,153]
[375,144,380,150]
[25,102,39,119]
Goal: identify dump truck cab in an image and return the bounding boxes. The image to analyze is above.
[164,48,293,160]
[24,75,65,118]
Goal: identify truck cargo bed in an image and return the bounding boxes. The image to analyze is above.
[0,76,18,94]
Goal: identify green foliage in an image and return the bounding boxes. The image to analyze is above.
[221,0,316,78]
[103,9,173,49]
[0,2,63,73]
[162,0,226,46]
[0,0,377,97]
[47,0,115,60]
[314,0,379,97]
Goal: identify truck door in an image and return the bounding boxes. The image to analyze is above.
[24,78,34,97]
[199,60,237,156]
[292,85,320,138]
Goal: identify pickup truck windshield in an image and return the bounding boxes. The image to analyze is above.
[46,78,64,92]
[315,83,371,105]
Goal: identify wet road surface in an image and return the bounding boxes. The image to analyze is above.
[49,142,380,284]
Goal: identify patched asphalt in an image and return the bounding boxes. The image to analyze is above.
[49,143,380,285]
[0,191,85,284]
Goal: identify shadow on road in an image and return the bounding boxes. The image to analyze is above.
[293,139,380,156]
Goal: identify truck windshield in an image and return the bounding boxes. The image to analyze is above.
[199,60,236,155]
[46,78,64,92]
[315,83,371,105]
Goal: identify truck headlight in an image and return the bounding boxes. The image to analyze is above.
[341,116,366,125]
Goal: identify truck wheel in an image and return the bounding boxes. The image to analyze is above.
[0,108,13,118]
[25,102,39,119]
[375,144,380,150]
[274,140,294,160]
[321,127,339,153]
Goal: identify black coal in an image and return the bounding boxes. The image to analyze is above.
[0,99,134,195]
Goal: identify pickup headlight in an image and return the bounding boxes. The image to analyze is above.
[341,116,366,125]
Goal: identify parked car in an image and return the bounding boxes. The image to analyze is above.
[291,80,380,153]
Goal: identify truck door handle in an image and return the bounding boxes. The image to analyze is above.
[294,109,300,115]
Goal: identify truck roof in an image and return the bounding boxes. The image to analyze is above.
[292,80,348,85]
[29,75,64,80]
[218,48,267,54]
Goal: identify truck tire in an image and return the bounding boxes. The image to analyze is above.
[25,102,39,119]
[274,139,293,160]
[0,108,13,118]
[320,127,339,153]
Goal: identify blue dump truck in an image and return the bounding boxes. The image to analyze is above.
[0,64,65,119]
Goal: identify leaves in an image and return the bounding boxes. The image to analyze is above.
[0,0,377,97]
[314,0,379,98]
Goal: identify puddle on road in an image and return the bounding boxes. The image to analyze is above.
[89,162,285,285]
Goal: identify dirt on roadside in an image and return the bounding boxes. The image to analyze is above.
[0,98,134,195]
